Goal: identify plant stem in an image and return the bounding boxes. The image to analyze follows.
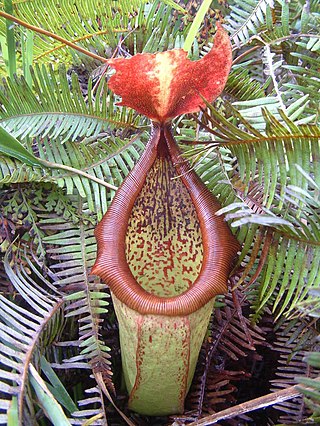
[232,45,260,65]
[95,372,136,426]
[186,378,320,425]
[29,364,71,426]
[35,29,125,61]
[264,44,286,113]
[0,11,109,63]
[40,159,118,191]
[183,0,213,53]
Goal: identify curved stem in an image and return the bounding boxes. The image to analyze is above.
[232,45,260,65]
[0,11,108,63]
[40,159,117,191]
[35,29,127,61]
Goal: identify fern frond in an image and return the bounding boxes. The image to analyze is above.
[298,288,320,319]
[0,65,140,143]
[221,171,320,319]
[0,0,142,64]
[0,61,148,217]
[39,135,144,218]
[68,386,107,425]
[184,288,266,420]
[226,0,320,125]
[0,155,48,185]
[297,352,320,423]
[231,39,318,126]
[41,202,113,391]
[0,0,187,68]
[0,132,145,219]
[297,280,320,422]
[233,94,314,130]
[271,318,320,424]
[255,33,320,123]
[199,106,320,205]
[283,38,320,119]
[211,290,266,360]
[225,66,268,101]
[0,247,64,425]
[190,107,320,318]
[225,0,274,47]
[136,1,187,54]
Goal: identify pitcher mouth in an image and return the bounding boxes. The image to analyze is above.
[125,126,204,299]
[92,123,240,316]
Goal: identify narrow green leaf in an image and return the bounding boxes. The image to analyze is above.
[0,125,43,166]
[4,0,16,78]
[0,126,117,190]
[29,365,71,426]
[40,356,78,414]
[183,0,212,53]
[7,397,18,426]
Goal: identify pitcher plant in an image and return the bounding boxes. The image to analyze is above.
[92,24,240,416]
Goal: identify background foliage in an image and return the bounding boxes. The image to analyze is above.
[0,0,319,425]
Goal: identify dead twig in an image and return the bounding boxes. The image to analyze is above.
[185,378,320,425]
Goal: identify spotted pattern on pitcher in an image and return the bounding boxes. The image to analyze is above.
[126,154,203,298]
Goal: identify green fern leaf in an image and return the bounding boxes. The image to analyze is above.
[42,202,113,391]
[225,0,274,46]
[0,65,140,143]
[191,105,320,319]
[0,0,142,64]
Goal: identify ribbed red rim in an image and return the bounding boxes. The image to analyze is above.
[92,122,240,316]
